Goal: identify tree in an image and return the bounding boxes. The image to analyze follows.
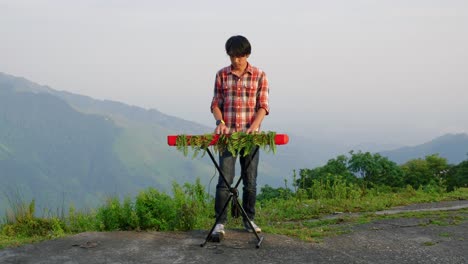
[257,184,293,201]
[401,158,431,187]
[295,155,358,190]
[320,155,356,182]
[446,160,468,191]
[348,151,404,187]
[425,154,449,178]
[400,154,449,188]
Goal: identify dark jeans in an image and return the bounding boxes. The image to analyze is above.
[214,146,260,224]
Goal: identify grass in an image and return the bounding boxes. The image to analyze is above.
[261,218,351,242]
[0,234,54,250]
[373,209,467,226]
[250,186,468,242]
[1,183,467,249]
[439,232,451,237]
[261,208,468,243]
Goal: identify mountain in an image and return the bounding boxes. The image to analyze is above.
[0,73,225,213]
[4,71,465,214]
[0,72,320,213]
[379,133,468,164]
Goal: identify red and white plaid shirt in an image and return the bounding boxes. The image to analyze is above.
[210,63,269,132]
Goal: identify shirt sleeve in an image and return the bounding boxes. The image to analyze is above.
[256,71,270,115]
[210,72,223,112]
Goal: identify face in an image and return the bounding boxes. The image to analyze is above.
[229,55,249,71]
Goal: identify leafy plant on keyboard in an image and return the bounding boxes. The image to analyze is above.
[175,131,277,158]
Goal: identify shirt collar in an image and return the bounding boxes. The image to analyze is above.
[229,62,253,75]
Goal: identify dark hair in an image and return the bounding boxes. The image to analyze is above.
[225,35,251,57]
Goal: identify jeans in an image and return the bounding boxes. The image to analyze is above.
[214,146,260,224]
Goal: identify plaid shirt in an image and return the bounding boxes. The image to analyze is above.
[210,63,269,132]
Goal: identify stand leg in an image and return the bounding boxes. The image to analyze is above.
[233,196,264,248]
[202,147,264,248]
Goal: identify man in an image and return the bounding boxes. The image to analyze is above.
[210,35,269,239]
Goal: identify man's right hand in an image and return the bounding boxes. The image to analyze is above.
[215,124,229,134]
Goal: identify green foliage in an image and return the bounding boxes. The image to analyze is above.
[9,180,209,235]
[296,156,359,191]
[401,154,450,189]
[1,200,65,238]
[172,178,212,231]
[176,134,214,158]
[93,179,212,232]
[445,160,468,191]
[258,199,322,222]
[1,183,468,248]
[257,184,294,202]
[294,154,367,202]
[96,196,139,231]
[2,217,65,238]
[3,197,36,225]
[291,151,460,202]
[134,188,175,231]
[175,131,277,158]
[320,155,356,181]
[401,158,432,187]
[348,151,404,187]
[66,205,97,233]
[296,151,464,193]
[307,175,363,200]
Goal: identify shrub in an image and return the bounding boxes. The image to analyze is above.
[135,188,176,231]
[401,155,450,189]
[96,196,139,231]
[172,179,212,231]
[1,199,65,238]
[307,175,363,200]
[257,184,293,202]
[445,160,468,191]
[67,205,97,233]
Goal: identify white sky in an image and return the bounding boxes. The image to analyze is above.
[1,0,467,147]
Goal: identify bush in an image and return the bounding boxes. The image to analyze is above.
[134,188,175,231]
[96,196,139,231]
[257,184,293,202]
[72,179,212,232]
[172,179,213,231]
[348,151,404,187]
[1,200,65,238]
[2,217,65,238]
[307,175,363,200]
[401,155,450,189]
[446,160,468,191]
[67,205,97,233]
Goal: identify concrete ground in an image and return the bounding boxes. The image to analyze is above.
[1,200,467,264]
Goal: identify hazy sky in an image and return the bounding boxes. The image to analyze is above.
[1,0,467,147]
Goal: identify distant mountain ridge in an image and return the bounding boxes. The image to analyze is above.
[0,72,218,213]
[1,71,467,214]
[0,72,296,213]
[0,72,207,134]
[379,133,468,164]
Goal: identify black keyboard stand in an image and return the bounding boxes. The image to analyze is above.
[200,147,264,248]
